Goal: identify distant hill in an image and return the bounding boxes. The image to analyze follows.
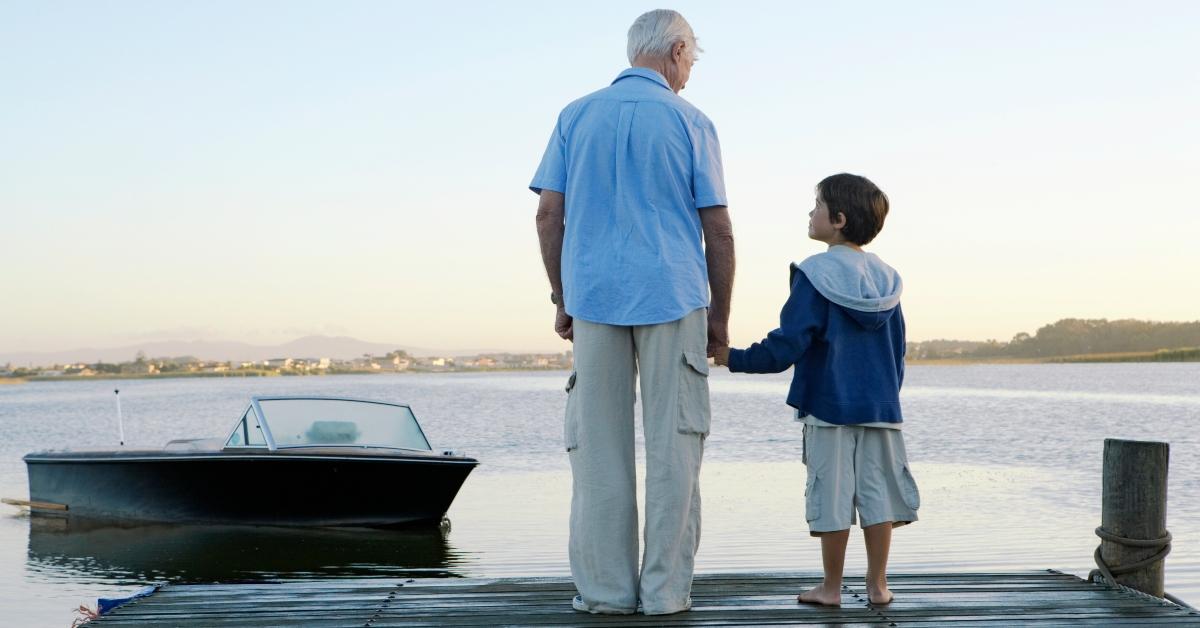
[910,318,1200,360]
[0,336,510,366]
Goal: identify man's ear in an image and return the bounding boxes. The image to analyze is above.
[832,212,848,229]
[673,40,687,61]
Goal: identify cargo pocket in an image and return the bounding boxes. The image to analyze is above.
[677,351,711,436]
[564,371,579,452]
[805,472,821,522]
[900,465,920,510]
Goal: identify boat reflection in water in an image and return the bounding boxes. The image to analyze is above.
[26,514,465,584]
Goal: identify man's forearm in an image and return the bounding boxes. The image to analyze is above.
[706,237,734,323]
[701,206,735,324]
[535,191,566,297]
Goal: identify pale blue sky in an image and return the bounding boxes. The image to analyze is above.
[2,1,1197,354]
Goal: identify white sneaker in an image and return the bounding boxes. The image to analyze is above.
[641,597,692,615]
[572,595,636,615]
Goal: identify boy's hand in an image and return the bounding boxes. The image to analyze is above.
[713,346,731,367]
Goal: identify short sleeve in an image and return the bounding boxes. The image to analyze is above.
[529,118,567,195]
[691,120,727,208]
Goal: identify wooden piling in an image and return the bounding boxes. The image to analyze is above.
[1099,438,1170,596]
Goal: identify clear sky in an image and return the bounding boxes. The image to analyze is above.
[2,1,1197,354]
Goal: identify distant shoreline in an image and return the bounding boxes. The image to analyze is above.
[911,347,1200,365]
[15,366,569,383]
[4,352,1198,384]
[906,358,1041,366]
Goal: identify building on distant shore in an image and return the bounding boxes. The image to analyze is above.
[2,349,576,378]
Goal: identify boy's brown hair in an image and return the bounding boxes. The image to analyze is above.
[818,173,889,245]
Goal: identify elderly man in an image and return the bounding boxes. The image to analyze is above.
[530,9,735,616]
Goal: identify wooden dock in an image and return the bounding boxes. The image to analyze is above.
[89,571,1200,626]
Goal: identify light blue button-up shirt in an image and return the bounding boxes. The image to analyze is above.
[530,68,727,326]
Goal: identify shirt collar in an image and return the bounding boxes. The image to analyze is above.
[612,67,671,91]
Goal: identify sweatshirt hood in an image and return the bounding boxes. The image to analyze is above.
[794,245,903,330]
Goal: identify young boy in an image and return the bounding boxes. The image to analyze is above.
[714,173,918,607]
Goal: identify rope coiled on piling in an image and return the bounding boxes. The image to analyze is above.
[1089,525,1200,611]
[1088,525,1172,583]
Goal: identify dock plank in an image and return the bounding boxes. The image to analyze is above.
[93,571,1200,626]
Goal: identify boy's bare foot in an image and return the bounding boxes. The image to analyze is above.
[797,583,842,606]
[866,585,894,605]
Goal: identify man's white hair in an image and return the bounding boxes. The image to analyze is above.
[626,9,701,65]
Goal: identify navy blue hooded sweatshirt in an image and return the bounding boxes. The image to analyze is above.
[727,245,906,425]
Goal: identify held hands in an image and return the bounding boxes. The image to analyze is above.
[707,312,730,367]
[706,316,729,358]
[554,304,574,342]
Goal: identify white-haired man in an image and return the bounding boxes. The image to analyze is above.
[531,9,735,616]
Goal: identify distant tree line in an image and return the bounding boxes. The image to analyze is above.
[908,319,1200,360]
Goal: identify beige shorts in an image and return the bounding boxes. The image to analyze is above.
[802,423,920,534]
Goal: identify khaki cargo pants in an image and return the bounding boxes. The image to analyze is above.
[565,307,709,615]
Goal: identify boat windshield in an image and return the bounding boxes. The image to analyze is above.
[256,398,432,451]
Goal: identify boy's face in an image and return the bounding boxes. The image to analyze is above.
[808,191,844,244]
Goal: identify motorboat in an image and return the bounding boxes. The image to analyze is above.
[21,396,478,527]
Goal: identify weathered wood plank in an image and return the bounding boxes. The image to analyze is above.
[0,497,68,510]
[93,571,1200,627]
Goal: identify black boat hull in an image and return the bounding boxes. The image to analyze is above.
[25,451,478,527]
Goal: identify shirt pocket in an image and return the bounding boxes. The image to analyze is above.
[564,371,579,452]
[677,350,711,436]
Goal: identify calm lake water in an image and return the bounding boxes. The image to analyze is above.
[2,364,1198,626]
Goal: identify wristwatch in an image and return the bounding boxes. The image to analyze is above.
[550,292,563,306]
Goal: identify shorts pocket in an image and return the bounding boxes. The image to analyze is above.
[564,371,579,452]
[677,350,711,436]
[900,465,920,510]
[805,472,821,522]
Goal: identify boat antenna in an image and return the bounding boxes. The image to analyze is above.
[115,389,125,446]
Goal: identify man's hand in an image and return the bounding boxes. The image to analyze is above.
[707,316,729,357]
[555,305,574,341]
[713,345,730,366]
